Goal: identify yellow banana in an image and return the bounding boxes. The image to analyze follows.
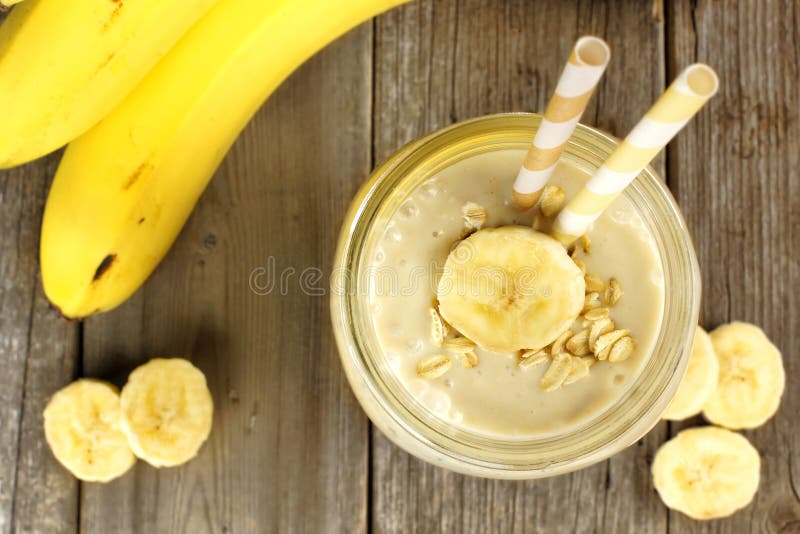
[662,326,719,421]
[120,358,213,468]
[652,427,760,520]
[0,0,25,10]
[44,379,136,482]
[437,226,586,353]
[703,322,784,429]
[41,0,408,318]
[0,0,219,168]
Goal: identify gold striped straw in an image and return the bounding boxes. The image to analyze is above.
[552,63,719,245]
[512,36,610,211]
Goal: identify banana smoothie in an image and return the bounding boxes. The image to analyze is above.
[367,148,665,438]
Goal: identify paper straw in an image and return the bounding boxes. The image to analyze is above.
[512,36,610,211]
[552,63,719,245]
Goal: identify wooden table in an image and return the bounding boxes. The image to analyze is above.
[1,1,798,532]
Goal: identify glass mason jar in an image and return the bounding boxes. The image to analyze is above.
[330,113,700,479]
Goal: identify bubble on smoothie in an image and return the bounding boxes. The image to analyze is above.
[408,378,430,397]
[608,207,633,224]
[386,353,401,371]
[400,202,420,219]
[388,229,403,242]
[406,338,424,354]
[420,389,451,415]
[370,301,382,315]
[444,378,454,388]
[373,248,386,264]
[449,409,464,423]
[650,269,665,287]
[432,229,444,238]
[421,180,440,198]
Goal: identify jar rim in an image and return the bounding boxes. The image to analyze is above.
[331,113,700,479]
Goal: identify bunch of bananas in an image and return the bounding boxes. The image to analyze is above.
[0,0,407,318]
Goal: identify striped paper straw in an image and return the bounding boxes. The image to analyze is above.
[512,36,610,211]
[552,63,719,245]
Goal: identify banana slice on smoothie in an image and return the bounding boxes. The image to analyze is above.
[652,426,760,520]
[44,379,136,482]
[702,322,784,429]
[662,326,719,420]
[120,358,213,467]
[437,226,585,353]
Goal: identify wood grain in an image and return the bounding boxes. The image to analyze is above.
[0,152,79,534]
[78,25,374,533]
[371,1,667,532]
[666,0,800,532]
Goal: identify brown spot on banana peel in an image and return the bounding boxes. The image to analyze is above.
[122,162,150,190]
[92,254,116,282]
[104,0,124,31]
[97,52,117,73]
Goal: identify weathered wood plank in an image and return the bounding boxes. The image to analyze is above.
[78,24,374,533]
[0,152,79,533]
[371,1,666,532]
[667,0,800,531]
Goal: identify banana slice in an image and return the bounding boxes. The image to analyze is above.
[43,379,136,482]
[437,226,584,353]
[120,358,213,467]
[652,427,760,520]
[662,326,719,420]
[702,322,784,429]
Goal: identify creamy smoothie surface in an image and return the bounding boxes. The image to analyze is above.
[367,148,665,438]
